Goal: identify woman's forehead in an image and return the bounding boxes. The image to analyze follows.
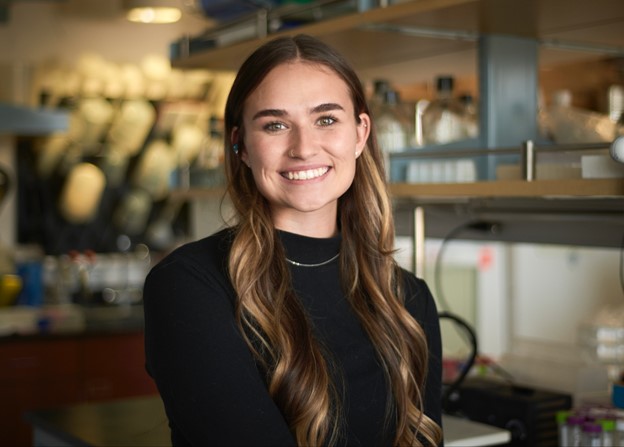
[243,61,352,113]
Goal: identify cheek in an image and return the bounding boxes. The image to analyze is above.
[245,146,282,182]
[243,136,269,166]
[332,134,359,160]
[245,132,284,156]
[336,148,358,180]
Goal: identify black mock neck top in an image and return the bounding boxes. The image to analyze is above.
[143,228,442,446]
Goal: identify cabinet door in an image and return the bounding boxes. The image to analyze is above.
[82,332,158,400]
[5,379,82,447]
[0,338,80,381]
[0,339,81,447]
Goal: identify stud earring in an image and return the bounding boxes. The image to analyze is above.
[232,143,239,155]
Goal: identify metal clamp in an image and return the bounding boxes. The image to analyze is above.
[521,140,535,181]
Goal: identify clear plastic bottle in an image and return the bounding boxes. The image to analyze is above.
[421,75,465,145]
[582,422,603,447]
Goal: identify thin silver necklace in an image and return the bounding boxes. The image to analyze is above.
[285,252,339,268]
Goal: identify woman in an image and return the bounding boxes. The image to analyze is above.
[144,34,443,446]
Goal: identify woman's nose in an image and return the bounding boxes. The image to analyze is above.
[288,126,318,159]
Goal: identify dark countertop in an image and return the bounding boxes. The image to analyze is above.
[24,395,511,447]
[25,395,170,447]
[0,304,145,341]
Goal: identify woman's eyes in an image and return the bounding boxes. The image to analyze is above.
[262,115,337,132]
[264,122,287,132]
[317,115,337,127]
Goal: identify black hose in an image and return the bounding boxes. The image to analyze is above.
[438,310,478,412]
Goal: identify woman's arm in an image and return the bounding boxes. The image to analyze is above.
[404,275,443,428]
[143,245,296,446]
[421,281,443,429]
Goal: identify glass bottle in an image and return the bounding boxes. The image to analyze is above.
[543,89,617,144]
[603,84,624,122]
[370,79,391,113]
[421,75,465,145]
[459,93,479,138]
[375,87,409,180]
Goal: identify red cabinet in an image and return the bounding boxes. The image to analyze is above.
[0,332,158,447]
[82,332,157,401]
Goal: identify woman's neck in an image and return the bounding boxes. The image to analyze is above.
[272,208,338,238]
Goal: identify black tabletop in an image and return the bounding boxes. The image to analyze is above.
[25,395,170,446]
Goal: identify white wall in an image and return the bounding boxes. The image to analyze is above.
[511,243,622,346]
[498,242,621,402]
[396,232,622,402]
[395,236,510,359]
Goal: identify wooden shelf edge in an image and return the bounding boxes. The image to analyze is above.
[169,187,227,201]
[172,178,624,202]
[170,0,477,69]
[389,178,624,199]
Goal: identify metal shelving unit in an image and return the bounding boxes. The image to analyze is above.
[168,0,624,250]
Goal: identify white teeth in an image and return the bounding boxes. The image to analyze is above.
[286,167,328,181]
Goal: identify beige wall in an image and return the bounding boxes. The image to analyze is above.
[0,1,208,69]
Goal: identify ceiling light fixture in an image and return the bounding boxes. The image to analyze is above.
[124,0,182,24]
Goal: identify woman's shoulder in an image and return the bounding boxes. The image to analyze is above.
[399,268,438,321]
[400,268,432,296]
[143,227,237,311]
[148,227,235,279]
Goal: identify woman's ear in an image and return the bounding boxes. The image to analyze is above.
[230,127,239,150]
[356,113,371,157]
[232,127,251,166]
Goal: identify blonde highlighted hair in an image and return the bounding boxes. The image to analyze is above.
[223,34,442,446]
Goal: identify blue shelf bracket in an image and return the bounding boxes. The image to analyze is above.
[478,34,540,179]
[0,103,69,136]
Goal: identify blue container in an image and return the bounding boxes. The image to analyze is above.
[16,261,43,307]
[194,0,279,22]
[613,381,624,409]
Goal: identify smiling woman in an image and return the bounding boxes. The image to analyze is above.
[235,61,369,237]
[143,34,443,447]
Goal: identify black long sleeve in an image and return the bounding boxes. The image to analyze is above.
[143,228,442,446]
[144,230,295,446]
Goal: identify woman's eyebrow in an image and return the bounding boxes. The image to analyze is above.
[251,103,345,121]
[252,109,286,120]
[311,103,344,114]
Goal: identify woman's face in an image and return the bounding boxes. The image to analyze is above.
[236,61,370,236]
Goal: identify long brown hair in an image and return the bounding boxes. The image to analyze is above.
[223,34,442,446]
